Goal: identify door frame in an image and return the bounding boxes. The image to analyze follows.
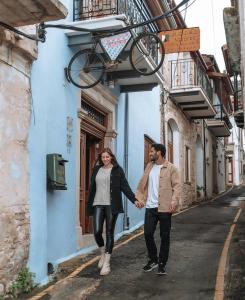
[79,97,107,235]
[76,88,117,248]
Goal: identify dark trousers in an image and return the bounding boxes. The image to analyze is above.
[93,205,118,254]
[144,208,172,266]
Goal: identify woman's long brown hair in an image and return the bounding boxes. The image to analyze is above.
[96,148,118,166]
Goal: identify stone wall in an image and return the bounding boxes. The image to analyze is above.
[164,99,197,209]
[0,28,36,293]
[163,96,210,209]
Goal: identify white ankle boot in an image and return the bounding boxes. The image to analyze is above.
[100,253,111,275]
[98,247,105,269]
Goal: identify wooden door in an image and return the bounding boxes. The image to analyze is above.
[168,122,173,163]
[144,135,155,169]
[80,132,104,234]
[168,143,173,163]
[212,146,218,193]
[228,157,233,184]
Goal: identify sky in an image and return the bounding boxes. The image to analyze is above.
[176,0,231,71]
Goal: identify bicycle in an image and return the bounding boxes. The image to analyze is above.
[66,30,165,89]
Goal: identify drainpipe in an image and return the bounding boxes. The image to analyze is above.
[203,120,207,201]
[160,85,166,144]
[123,93,130,230]
[234,73,238,112]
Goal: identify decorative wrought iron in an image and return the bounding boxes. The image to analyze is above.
[213,104,233,129]
[81,100,106,125]
[73,0,157,33]
[171,58,213,103]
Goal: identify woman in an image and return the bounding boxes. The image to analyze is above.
[87,148,138,276]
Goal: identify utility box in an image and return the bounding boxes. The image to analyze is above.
[47,154,68,190]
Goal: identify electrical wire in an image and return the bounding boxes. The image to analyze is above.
[0,21,42,41]
[0,0,191,41]
[166,0,197,25]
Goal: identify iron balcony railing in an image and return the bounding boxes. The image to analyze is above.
[73,0,159,66]
[73,0,157,33]
[170,58,213,103]
[213,104,233,129]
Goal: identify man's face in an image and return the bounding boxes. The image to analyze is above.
[149,147,160,162]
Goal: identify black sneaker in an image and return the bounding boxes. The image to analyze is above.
[143,260,158,272]
[157,263,167,275]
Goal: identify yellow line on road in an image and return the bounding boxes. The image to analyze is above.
[28,230,144,300]
[28,187,234,300]
[214,208,242,300]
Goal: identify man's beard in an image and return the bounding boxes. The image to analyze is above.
[150,155,157,162]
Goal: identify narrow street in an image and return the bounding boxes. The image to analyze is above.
[28,186,245,300]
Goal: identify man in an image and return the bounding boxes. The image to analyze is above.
[136,143,181,275]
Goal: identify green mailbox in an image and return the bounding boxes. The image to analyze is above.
[47,154,68,190]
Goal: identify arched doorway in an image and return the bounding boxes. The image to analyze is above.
[167,123,173,163]
[167,119,180,167]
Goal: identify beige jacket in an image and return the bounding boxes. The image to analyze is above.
[135,161,181,212]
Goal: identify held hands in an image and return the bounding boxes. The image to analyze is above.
[169,201,177,213]
[135,200,144,209]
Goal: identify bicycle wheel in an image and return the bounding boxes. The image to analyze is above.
[67,49,105,89]
[130,33,165,76]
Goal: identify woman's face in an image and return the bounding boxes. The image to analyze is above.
[101,152,112,167]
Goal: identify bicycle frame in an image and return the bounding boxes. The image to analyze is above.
[85,30,139,67]
[67,30,165,89]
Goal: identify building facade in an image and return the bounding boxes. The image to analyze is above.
[0,0,238,292]
[0,0,67,293]
[28,0,178,285]
[223,0,245,186]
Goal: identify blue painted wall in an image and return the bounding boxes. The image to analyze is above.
[116,88,161,231]
[28,2,79,283]
[28,0,161,284]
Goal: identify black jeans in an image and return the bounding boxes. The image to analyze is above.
[93,205,118,254]
[144,208,172,266]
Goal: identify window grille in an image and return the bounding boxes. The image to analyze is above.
[81,100,106,126]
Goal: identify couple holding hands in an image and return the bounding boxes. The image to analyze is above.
[87,144,181,276]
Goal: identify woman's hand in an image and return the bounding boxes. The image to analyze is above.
[135,200,144,209]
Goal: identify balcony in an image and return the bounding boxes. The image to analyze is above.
[233,88,244,128]
[206,104,232,137]
[65,0,164,91]
[0,0,67,27]
[225,143,234,155]
[73,0,156,32]
[170,58,216,119]
[234,110,244,128]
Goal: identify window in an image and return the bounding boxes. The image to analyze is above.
[144,135,155,169]
[185,146,191,183]
[228,157,233,183]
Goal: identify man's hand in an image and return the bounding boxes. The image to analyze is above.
[169,201,177,213]
[135,200,144,209]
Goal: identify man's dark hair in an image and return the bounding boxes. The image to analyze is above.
[151,143,166,158]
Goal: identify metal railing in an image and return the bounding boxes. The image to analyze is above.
[170,58,213,103]
[213,104,233,129]
[73,0,160,66]
[73,0,157,33]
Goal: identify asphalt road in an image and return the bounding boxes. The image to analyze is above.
[28,186,245,300]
